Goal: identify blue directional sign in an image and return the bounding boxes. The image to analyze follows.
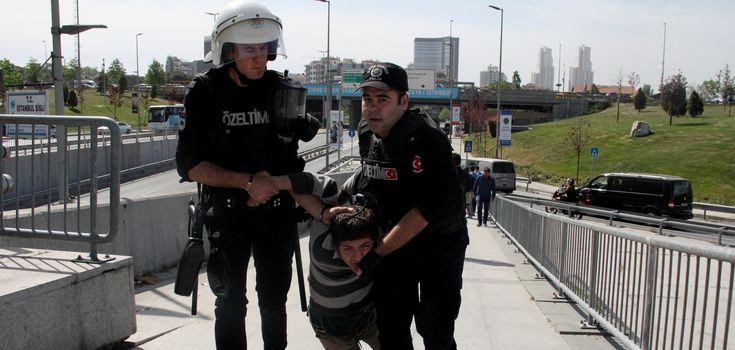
[590,146,599,158]
[348,129,356,138]
[464,140,473,153]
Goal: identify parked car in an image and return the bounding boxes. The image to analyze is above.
[73,79,97,90]
[460,157,516,193]
[98,122,132,135]
[578,172,693,219]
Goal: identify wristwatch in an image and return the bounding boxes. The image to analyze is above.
[245,175,254,192]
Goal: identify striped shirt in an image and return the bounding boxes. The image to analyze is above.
[290,173,374,316]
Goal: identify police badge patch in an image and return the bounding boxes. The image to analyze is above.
[412,155,423,174]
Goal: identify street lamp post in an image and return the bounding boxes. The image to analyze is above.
[136,32,143,131]
[51,0,106,205]
[335,75,342,164]
[660,22,666,91]
[448,19,454,147]
[489,5,503,158]
[315,0,331,170]
[205,12,219,23]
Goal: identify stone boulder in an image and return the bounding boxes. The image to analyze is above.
[630,121,652,137]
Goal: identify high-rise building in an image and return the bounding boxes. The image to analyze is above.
[569,45,593,91]
[303,58,379,84]
[414,37,459,85]
[480,65,507,87]
[532,47,555,90]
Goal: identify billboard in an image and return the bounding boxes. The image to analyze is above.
[406,69,435,90]
[498,110,512,146]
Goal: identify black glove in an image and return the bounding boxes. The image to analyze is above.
[358,249,383,277]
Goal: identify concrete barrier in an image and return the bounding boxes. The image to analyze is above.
[0,191,196,276]
[0,248,135,349]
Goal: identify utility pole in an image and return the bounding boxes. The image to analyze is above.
[660,22,666,91]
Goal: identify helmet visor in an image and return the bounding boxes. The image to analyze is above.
[212,17,286,65]
[231,42,277,60]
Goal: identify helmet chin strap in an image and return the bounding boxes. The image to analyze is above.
[235,67,253,85]
[224,61,255,85]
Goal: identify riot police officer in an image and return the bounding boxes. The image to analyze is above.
[343,63,469,349]
[175,1,316,348]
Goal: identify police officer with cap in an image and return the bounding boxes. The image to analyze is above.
[343,63,469,349]
[175,1,318,348]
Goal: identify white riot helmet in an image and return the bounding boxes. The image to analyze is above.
[210,0,286,66]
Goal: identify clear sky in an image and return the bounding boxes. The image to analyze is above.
[3,0,733,91]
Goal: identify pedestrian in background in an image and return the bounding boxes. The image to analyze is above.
[473,167,496,227]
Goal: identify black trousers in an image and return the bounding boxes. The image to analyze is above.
[476,197,491,225]
[206,209,296,350]
[374,228,469,350]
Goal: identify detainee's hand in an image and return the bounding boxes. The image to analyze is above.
[247,171,279,206]
[320,206,352,224]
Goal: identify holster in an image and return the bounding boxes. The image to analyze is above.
[174,200,206,297]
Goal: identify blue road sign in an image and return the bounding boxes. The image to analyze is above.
[590,146,599,158]
[348,129,356,138]
[464,140,473,153]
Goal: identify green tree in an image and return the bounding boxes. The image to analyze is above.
[687,90,704,117]
[67,89,78,108]
[633,88,647,112]
[96,71,106,93]
[567,116,587,182]
[511,71,521,89]
[660,71,687,125]
[107,85,122,118]
[170,71,192,82]
[627,72,640,92]
[80,66,99,80]
[642,84,653,97]
[107,59,126,86]
[590,84,600,94]
[0,59,22,85]
[118,76,128,93]
[151,84,158,99]
[462,93,489,136]
[486,80,513,90]
[697,79,719,102]
[63,86,69,103]
[144,60,167,88]
[23,58,42,84]
[716,64,734,115]
[24,58,52,84]
[63,58,78,83]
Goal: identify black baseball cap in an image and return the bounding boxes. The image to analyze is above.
[358,63,409,92]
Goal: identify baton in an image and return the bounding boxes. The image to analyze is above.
[293,230,308,312]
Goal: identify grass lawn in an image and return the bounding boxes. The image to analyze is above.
[44,88,176,128]
[466,102,735,204]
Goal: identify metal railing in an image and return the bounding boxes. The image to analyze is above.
[0,114,121,261]
[492,195,735,350]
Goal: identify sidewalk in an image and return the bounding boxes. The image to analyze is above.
[127,220,618,349]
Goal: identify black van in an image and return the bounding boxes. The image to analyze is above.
[578,173,693,219]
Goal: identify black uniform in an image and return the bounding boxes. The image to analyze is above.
[176,66,304,350]
[348,110,469,349]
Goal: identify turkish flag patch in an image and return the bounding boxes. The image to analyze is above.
[412,155,424,173]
